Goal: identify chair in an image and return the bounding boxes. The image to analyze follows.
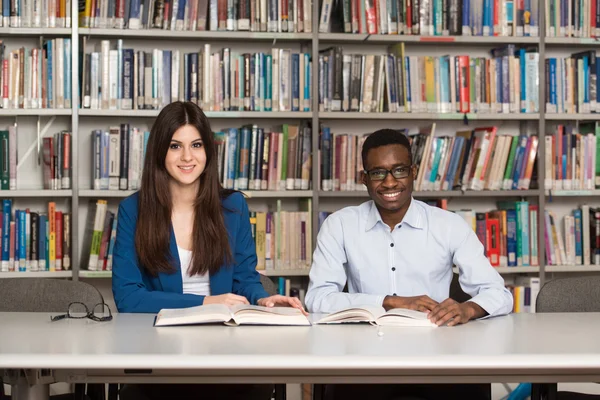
[0,278,106,400]
[259,274,286,400]
[531,276,600,400]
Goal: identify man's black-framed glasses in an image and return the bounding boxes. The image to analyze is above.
[50,302,113,322]
[365,165,412,181]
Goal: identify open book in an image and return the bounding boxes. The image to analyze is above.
[154,304,311,327]
[315,306,437,327]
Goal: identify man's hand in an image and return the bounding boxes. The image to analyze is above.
[383,295,439,312]
[428,298,486,326]
[257,295,308,315]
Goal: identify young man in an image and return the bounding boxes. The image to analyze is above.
[306,128,513,400]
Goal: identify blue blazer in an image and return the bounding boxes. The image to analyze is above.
[112,191,269,313]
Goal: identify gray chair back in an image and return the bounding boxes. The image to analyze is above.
[260,274,278,296]
[0,278,104,312]
[536,276,600,313]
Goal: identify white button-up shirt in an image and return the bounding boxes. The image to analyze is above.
[306,198,514,316]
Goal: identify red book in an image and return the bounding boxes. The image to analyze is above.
[486,217,500,267]
[457,56,470,113]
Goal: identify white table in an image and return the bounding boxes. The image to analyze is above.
[1,312,600,400]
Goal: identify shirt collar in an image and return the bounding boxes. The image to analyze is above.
[365,198,424,231]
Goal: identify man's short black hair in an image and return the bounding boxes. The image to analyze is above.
[361,129,412,170]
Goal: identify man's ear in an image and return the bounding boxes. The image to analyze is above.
[411,164,418,179]
[360,170,367,186]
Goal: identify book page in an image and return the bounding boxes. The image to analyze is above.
[154,304,232,327]
[314,305,386,324]
[229,305,310,326]
[376,308,437,327]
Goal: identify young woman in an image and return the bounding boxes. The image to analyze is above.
[112,101,305,400]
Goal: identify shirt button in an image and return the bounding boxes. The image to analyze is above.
[390,243,394,247]
[392,267,396,271]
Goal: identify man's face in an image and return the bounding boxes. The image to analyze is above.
[362,144,416,214]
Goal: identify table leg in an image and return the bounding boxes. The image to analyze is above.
[531,383,558,400]
[11,379,49,400]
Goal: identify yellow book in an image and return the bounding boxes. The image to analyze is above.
[48,202,56,272]
[255,212,266,270]
[425,57,435,112]
[80,0,92,28]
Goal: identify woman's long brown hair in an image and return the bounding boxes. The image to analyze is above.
[135,101,233,277]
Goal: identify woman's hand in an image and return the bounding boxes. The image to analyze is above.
[204,293,250,307]
[257,295,308,315]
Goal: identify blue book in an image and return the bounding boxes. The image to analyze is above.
[64,39,72,107]
[511,137,527,189]
[47,40,53,108]
[227,128,238,189]
[445,137,464,189]
[506,209,518,267]
[304,53,311,111]
[129,0,140,23]
[519,49,526,112]
[291,53,300,112]
[45,219,49,269]
[573,209,583,264]
[462,0,470,34]
[549,58,557,111]
[278,277,285,295]
[2,199,11,270]
[265,54,272,111]
[584,56,590,107]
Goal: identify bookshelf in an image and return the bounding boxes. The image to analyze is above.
[0,1,598,306]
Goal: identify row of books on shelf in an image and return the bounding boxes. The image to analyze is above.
[544,124,600,191]
[79,0,313,33]
[0,200,71,272]
[81,40,311,112]
[319,124,538,192]
[273,277,307,303]
[507,276,540,313]
[544,205,600,266]
[319,0,539,37]
[545,0,600,38]
[460,201,539,267]
[0,39,72,110]
[0,127,71,191]
[410,125,538,191]
[319,45,539,114]
[82,199,117,271]
[249,205,312,270]
[215,123,312,191]
[545,51,599,115]
[0,0,72,28]
[92,125,148,191]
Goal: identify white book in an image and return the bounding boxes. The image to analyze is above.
[315,306,437,327]
[154,304,310,327]
[108,49,118,110]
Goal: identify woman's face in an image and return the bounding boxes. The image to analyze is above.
[164,124,207,188]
